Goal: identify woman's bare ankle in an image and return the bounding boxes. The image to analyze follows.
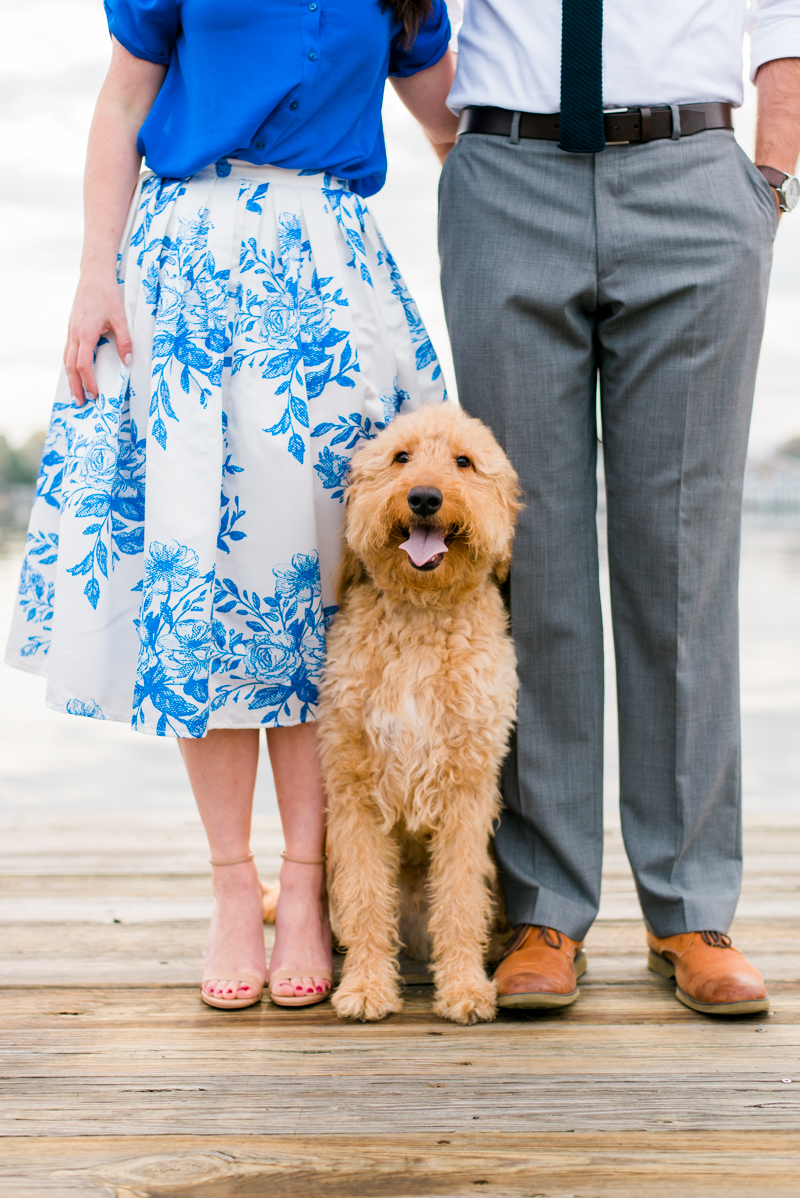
[278,865,325,898]
[210,858,260,893]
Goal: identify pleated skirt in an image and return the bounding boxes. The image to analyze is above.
[5,162,445,735]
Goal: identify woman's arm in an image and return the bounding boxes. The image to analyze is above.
[66,37,166,404]
[391,49,459,164]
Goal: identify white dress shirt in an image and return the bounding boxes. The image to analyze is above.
[447,0,800,115]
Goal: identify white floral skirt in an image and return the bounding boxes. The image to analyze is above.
[5,162,444,736]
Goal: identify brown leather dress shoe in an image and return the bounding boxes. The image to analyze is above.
[647,930,769,1015]
[493,925,586,1009]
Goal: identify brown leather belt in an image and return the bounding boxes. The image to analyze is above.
[457,102,733,145]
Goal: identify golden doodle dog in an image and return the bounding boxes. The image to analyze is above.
[318,401,521,1025]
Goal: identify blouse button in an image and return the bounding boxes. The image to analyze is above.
[290,101,299,111]
[255,140,265,150]
[308,50,318,60]
[309,3,318,9]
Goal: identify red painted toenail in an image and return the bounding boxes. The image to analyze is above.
[316,986,322,992]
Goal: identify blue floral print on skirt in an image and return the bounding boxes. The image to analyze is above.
[5,162,445,736]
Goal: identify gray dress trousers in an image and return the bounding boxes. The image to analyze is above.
[438,129,777,940]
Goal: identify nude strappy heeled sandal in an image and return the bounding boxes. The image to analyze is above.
[268,851,333,1008]
[200,851,265,1011]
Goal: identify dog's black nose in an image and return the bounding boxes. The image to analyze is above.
[407,486,443,518]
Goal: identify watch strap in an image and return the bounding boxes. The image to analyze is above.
[756,165,789,189]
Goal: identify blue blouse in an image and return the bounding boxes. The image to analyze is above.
[104,0,450,197]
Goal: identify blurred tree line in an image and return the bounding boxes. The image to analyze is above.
[0,433,45,488]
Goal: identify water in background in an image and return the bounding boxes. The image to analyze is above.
[0,0,798,826]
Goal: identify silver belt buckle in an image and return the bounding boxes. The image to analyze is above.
[605,107,631,145]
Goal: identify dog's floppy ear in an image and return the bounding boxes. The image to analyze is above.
[335,543,367,609]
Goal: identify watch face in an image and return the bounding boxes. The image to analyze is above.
[783,176,800,212]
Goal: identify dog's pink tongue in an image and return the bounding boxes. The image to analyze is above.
[400,526,449,567]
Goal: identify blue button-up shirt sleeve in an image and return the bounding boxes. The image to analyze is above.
[389,0,451,77]
[104,0,178,66]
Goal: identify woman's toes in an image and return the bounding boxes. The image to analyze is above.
[203,975,262,1001]
[313,976,330,993]
[282,976,314,994]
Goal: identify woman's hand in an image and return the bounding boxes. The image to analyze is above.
[64,270,132,404]
[65,37,167,404]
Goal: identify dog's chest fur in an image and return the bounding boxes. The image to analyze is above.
[320,580,517,835]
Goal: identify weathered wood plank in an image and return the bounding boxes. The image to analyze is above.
[4,980,794,1024]
[2,1009,792,1074]
[4,879,799,922]
[0,816,284,876]
[0,898,215,923]
[3,1133,800,1198]
[1,917,798,986]
[0,875,215,898]
[3,1070,800,1135]
[3,1035,794,1081]
[3,824,800,925]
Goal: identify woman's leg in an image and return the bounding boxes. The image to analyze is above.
[179,729,266,1002]
[180,723,332,1002]
[266,722,333,999]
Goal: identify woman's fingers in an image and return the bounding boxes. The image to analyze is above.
[75,337,100,403]
[64,336,87,406]
[63,280,131,403]
[111,311,134,368]
[64,316,101,405]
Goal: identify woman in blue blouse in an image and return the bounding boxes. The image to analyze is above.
[6,0,458,1010]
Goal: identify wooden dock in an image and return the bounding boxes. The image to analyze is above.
[2,816,800,1196]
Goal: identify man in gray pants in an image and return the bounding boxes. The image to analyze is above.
[439,0,800,1014]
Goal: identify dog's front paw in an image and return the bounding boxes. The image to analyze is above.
[434,975,498,1025]
[333,976,404,1022]
[260,880,279,924]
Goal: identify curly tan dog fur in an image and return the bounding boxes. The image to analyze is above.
[318,402,521,1025]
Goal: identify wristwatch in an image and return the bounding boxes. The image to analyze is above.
[756,165,800,212]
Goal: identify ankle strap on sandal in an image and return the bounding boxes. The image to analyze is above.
[209,851,255,866]
[281,850,327,864]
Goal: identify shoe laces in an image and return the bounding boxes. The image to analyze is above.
[700,930,732,948]
[538,926,564,949]
[499,923,564,960]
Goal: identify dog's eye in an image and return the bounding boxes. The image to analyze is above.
[394,451,410,464]
[455,455,471,469]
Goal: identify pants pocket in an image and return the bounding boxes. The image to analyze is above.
[735,143,780,237]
